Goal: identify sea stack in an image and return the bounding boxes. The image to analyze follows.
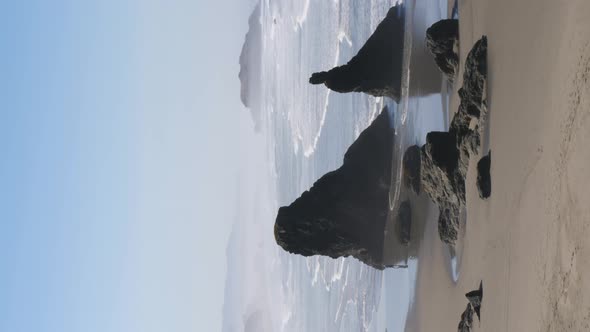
[274,108,396,269]
[309,5,405,102]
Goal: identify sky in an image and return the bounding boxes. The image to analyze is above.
[0,1,252,331]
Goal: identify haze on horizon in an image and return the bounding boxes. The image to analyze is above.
[0,1,255,331]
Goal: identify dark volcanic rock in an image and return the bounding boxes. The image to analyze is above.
[274,108,395,269]
[477,151,491,199]
[420,36,487,245]
[426,19,459,83]
[457,303,474,332]
[466,281,483,320]
[309,5,405,102]
[396,200,412,246]
[403,145,421,194]
[239,4,263,130]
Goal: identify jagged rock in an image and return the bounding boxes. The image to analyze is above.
[396,200,412,246]
[274,108,395,269]
[458,303,474,332]
[466,281,483,320]
[403,145,422,194]
[421,131,463,244]
[420,36,487,245]
[309,5,405,102]
[426,19,459,83]
[477,151,491,199]
[457,281,483,331]
[238,4,263,130]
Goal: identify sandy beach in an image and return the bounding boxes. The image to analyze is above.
[406,0,590,330]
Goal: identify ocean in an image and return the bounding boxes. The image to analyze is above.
[225,0,451,331]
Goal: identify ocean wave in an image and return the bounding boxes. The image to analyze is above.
[337,30,352,47]
[280,308,292,330]
[302,88,330,158]
[310,257,321,286]
[302,32,349,158]
[294,0,310,30]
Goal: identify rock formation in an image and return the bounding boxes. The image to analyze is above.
[420,36,487,245]
[477,151,491,199]
[396,200,412,246]
[465,281,483,320]
[309,5,406,102]
[426,19,459,82]
[274,108,395,269]
[457,281,483,331]
[403,145,422,194]
[238,4,263,130]
[457,303,474,332]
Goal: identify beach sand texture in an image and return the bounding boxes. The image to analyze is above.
[406,0,590,331]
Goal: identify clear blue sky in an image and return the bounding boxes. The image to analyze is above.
[0,1,251,331]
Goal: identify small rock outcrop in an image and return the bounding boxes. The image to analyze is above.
[457,303,474,332]
[403,145,422,194]
[274,108,395,269]
[477,151,491,199]
[238,4,263,130]
[421,36,487,245]
[396,200,412,246]
[457,281,483,331]
[309,5,405,102]
[426,19,459,83]
[466,281,483,320]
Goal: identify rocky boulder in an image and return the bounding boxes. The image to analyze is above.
[396,200,412,246]
[426,19,459,83]
[309,5,405,102]
[457,303,474,332]
[477,151,491,199]
[420,36,487,245]
[466,281,483,320]
[274,108,395,269]
[457,281,483,331]
[403,145,422,194]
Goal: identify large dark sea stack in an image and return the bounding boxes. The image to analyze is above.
[426,19,459,82]
[238,4,263,130]
[309,5,405,102]
[274,108,394,269]
[421,36,487,245]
